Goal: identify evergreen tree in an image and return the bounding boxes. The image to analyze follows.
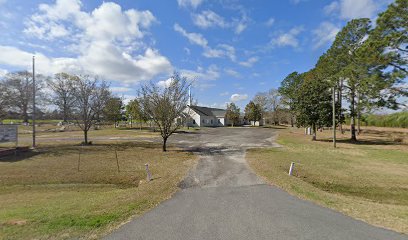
[295,70,334,140]
[278,71,303,127]
[245,101,262,124]
[225,103,240,127]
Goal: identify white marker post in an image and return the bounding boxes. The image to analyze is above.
[288,162,295,176]
[145,163,152,182]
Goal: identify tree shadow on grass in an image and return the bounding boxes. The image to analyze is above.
[315,138,403,146]
[262,125,288,130]
[0,149,41,163]
[174,130,200,135]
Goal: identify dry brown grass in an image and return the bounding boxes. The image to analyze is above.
[0,126,197,240]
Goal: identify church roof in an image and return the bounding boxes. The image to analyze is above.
[189,105,226,117]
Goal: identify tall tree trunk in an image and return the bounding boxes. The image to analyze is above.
[338,79,343,134]
[63,112,68,123]
[290,114,294,127]
[63,100,68,123]
[84,130,88,145]
[312,123,317,141]
[23,113,29,123]
[357,91,361,135]
[350,88,357,141]
[22,105,29,123]
[162,137,167,152]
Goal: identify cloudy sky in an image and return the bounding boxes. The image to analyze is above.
[0,0,394,109]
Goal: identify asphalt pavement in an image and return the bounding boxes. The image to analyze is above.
[105,127,407,240]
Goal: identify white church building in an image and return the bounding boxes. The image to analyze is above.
[185,105,228,127]
[182,88,256,127]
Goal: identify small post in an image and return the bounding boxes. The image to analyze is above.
[145,163,152,182]
[288,162,295,176]
[15,125,18,156]
[332,86,336,148]
[77,147,81,172]
[115,149,120,173]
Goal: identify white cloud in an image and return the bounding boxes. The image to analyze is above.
[233,11,250,35]
[192,9,249,35]
[0,68,8,77]
[224,68,241,78]
[174,24,236,61]
[312,22,340,49]
[174,23,208,47]
[235,22,247,34]
[265,18,275,27]
[177,0,204,9]
[181,64,220,81]
[157,78,174,88]
[290,0,307,4]
[230,93,248,102]
[0,45,172,84]
[192,10,227,29]
[203,44,236,61]
[324,0,378,20]
[340,0,377,19]
[4,1,172,83]
[220,91,229,96]
[239,57,259,67]
[323,1,339,15]
[271,26,304,48]
[110,86,133,93]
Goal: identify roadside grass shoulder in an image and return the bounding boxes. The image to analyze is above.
[247,126,408,234]
[0,135,196,239]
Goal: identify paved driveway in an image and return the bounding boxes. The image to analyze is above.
[105,127,407,240]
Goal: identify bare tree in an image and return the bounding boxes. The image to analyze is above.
[139,73,190,151]
[0,80,9,122]
[71,75,111,145]
[268,89,281,125]
[253,92,269,117]
[48,73,76,123]
[2,71,45,123]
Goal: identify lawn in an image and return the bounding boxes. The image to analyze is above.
[247,126,408,234]
[0,126,197,239]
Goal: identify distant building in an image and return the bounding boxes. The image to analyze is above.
[184,105,256,127]
[183,88,256,127]
[185,105,227,127]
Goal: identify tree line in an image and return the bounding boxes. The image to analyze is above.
[238,0,407,141]
[0,71,190,151]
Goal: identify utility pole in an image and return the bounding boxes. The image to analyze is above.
[332,86,336,148]
[32,56,36,148]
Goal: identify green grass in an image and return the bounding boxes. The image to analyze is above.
[247,127,408,234]
[1,119,63,124]
[0,127,196,239]
[364,112,408,128]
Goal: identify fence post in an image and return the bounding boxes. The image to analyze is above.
[115,149,120,173]
[77,148,81,172]
[288,162,295,176]
[145,163,152,182]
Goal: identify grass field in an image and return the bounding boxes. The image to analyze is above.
[0,125,197,239]
[247,126,408,234]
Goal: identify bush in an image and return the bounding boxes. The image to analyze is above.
[364,112,408,128]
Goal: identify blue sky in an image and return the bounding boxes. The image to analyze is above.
[0,0,395,109]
